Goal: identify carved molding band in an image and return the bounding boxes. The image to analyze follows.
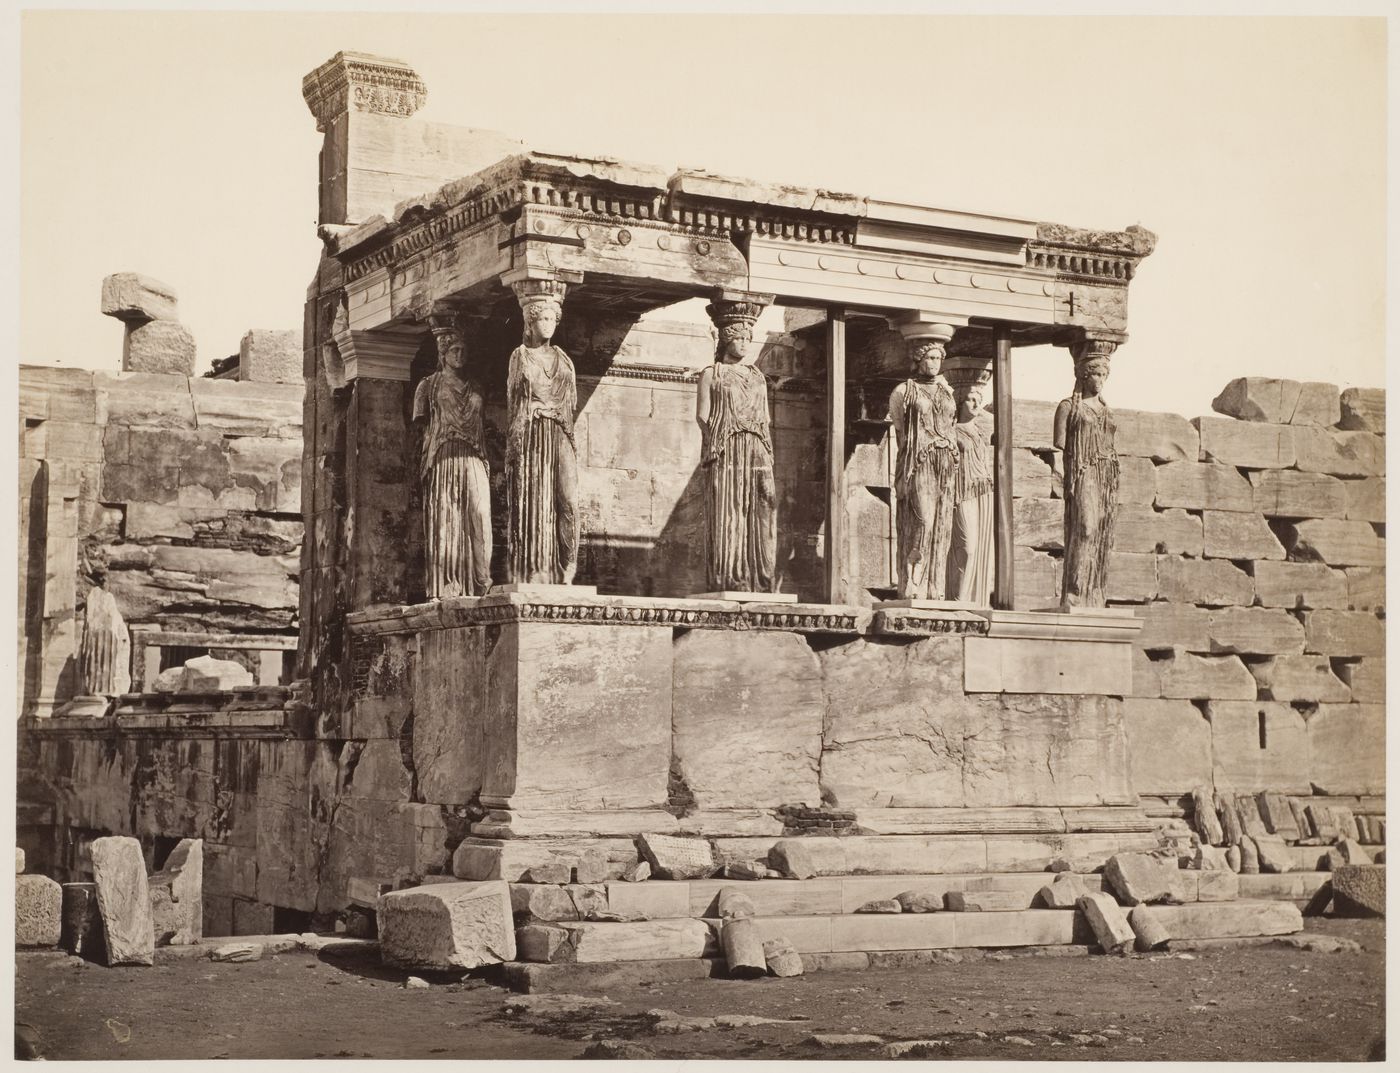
[303,51,427,132]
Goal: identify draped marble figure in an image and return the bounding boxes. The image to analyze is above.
[948,379,994,606]
[889,340,960,600]
[413,317,492,598]
[505,283,579,585]
[1054,340,1120,609]
[696,301,777,593]
[78,583,131,697]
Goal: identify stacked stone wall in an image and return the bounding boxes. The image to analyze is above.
[18,366,304,717]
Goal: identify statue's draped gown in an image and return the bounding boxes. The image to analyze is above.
[1061,394,1119,606]
[414,371,492,598]
[892,377,960,599]
[506,344,579,585]
[701,362,776,592]
[948,414,994,605]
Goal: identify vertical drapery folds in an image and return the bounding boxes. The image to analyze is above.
[1057,337,1120,608]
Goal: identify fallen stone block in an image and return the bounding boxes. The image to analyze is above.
[1336,839,1372,865]
[124,319,197,376]
[1338,387,1385,433]
[90,836,154,966]
[16,875,62,947]
[208,942,262,963]
[717,888,756,921]
[1288,798,1316,839]
[1239,836,1260,875]
[1253,835,1293,875]
[1331,864,1385,916]
[377,881,515,970]
[60,883,106,960]
[1233,794,1270,840]
[572,850,609,885]
[509,885,579,923]
[1128,904,1170,951]
[894,890,943,913]
[1154,900,1302,940]
[522,919,716,964]
[856,899,904,913]
[177,655,254,692]
[720,917,767,978]
[1039,872,1090,909]
[522,861,572,885]
[621,861,651,883]
[763,938,803,976]
[722,859,773,880]
[1077,893,1134,955]
[944,890,1030,912]
[101,271,179,323]
[1104,853,1180,906]
[638,834,717,880]
[1196,870,1240,902]
[1193,845,1231,871]
[148,838,202,946]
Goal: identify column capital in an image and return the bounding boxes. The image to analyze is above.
[332,324,422,383]
[1069,329,1125,365]
[887,310,969,345]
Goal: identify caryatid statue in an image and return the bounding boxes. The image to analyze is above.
[947,372,995,606]
[1054,337,1120,609]
[888,328,961,600]
[696,299,777,593]
[505,279,579,585]
[413,312,492,598]
[78,579,131,699]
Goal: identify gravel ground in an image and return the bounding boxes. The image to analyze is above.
[13,916,1383,1062]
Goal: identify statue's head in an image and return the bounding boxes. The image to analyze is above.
[912,340,945,380]
[706,300,763,365]
[521,297,561,344]
[429,313,467,372]
[959,378,987,421]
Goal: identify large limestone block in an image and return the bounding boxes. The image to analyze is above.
[1202,511,1285,561]
[1117,456,1157,506]
[1194,417,1295,469]
[543,919,716,963]
[16,875,62,946]
[1103,853,1179,906]
[1105,553,1158,602]
[483,623,672,812]
[378,881,515,969]
[1156,558,1252,607]
[1278,519,1384,567]
[1113,410,1198,462]
[90,836,155,966]
[1157,652,1256,701]
[1208,702,1310,794]
[1345,568,1384,611]
[1207,607,1305,656]
[414,628,483,806]
[819,637,1134,809]
[1212,378,1337,426]
[1135,602,1213,652]
[1338,387,1385,433]
[1144,900,1301,939]
[1251,561,1348,610]
[1012,497,1063,551]
[238,329,300,384]
[1123,700,1211,796]
[149,838,203,946]
[1011,449,1053,498]
[1307,704,1384,796]
[124,319,196,376]
[1077,892,1134,954]
[189,379,305,437]
[1115,507,1203,556]
[1154,462,1253,513]
[1302,610,1384,657]
[1249,469,1347,519]
[1335,658,1384,703]
[1128,647,1163,698]
[1342,478,1385,523]
[101,271,179,322]
[1331,864,1385,916]
[1248,655,1350,702]
[963,636,1133,696]
[673,630,822,809]
[1293,428,1384,477]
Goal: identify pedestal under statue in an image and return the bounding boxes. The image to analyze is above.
[1055,338,1120,609]
[505,280,579,586]
[414,314,492,598]
[696,299,777,595]
[889,336,960,600]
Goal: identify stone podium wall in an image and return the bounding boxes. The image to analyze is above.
[18,365,304,717]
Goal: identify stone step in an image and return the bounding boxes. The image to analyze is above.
[1138,900,1303,941]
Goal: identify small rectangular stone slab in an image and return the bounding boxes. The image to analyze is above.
[16,875,62,947]
[522,919,717,964]
[1103,853,1179,906]
[638,834,717,880]
[90,835,155,966]
[944,890,1032,912]
[1077,893,1134,954]
[378,881,515,970]
[1038,873,1090,910]
[1151,900,1303,940]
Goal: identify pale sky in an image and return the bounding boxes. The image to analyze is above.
[18,12,1387,416]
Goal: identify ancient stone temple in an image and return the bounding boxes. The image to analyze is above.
[18,52,1384,964]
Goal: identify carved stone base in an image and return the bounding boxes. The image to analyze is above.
[489,583,598,597]
[56,695,113,719]
[688,591,798,603]
[874,598,982,611]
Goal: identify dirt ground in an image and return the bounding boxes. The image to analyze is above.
[14,917,1384,1062]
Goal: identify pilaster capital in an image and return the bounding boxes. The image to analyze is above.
[887,310,968,347]
[1068,329,1125,365]
[501,268,583,314]
[302,51,427,133]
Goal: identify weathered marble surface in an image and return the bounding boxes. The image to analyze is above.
[378,881,515,969]
[90,835,155,965]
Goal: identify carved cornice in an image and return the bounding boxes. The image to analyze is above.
[303,51,427,133]
[1027,223,1157,283]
